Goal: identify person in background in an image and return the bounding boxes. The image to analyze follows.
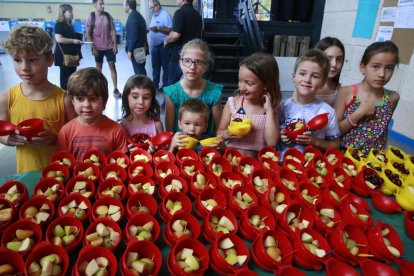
[148,0,172,91]
[279,49,340,159]
[335,41,400,155]
[314,36,345,107]
[86,0,121,98]
[123,0,148,76]
[0,25,76,173]
[54,4,83,90]
[217,52,281,158]
[163,0,202,86]
[57,67,128,164]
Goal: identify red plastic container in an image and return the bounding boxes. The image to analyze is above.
[128,160,153,179]
[57,193,91,223]
[45,215,84,253]
[321,183,349,210]
[151,131,173,148]
[123,213,160,244]
[180,158,204,181]
[127,132,150,150]
[239,205,276,241]
[209,156,232,177]
[284,121,307,142]
[159,192,192,222]
[33,178,65,203]
[283,147,305,165]
[324,146,343,168]
[227,186,258,218]
[73,162,100,183]
[84,217,122,252]
[237,156,262,181]
[330,167,352,190]
[201,207,239,243]
[83,148,107,168]
[0,248,24,275]
[199,147,220,168]
[296,182,322,207]
[24,241,69,275]
[130,148,152,164]
[153,161,179,184]
[404,210,414,240]
[248,169,274,196]
[371,190,402,214]
[277,203,313,235]
[164,211,201,247]
[100,163,127,183]
[121,240,162,276]
[306,168,328,189]
[41,162,70,184]
[224,147,244,169]
[17,118,44,141]
[152,149,176,166]
[0,180,28,208]
[283,159,306,181]
[65,175,95,199]
[175,148,199,167]
[0,119,16,136]
[1,218,43,257]
[0,198,17,233]
[50,150,76,170]
[189,171,218,199]
[19,196,55,227]
[352,167,381,197]
[217,171,244,195]
[125,192,157,218]
[96,178,126,201]
[312,202,342,234]
[342,157,358,177]
[258,146,280,164]
[158,174,188,199]
[303,145,323,168]
[279,168,299,194]
[340,201,373,230]
[127,174,156,197]
[194,188,227,219]
[259,184,293,218]
[91,196,124,223]
[74,245,117,276]
[107,150,130,169]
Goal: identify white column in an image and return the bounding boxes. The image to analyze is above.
[140,0,150,24]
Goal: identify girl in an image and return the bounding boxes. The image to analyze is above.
[315,37,345,107]
[121,75,163,138]
[164,39,223,137]
[54,4,83,90]
[217,52,281,158]
[335,41,400,155]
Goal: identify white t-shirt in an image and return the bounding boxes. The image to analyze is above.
[278,98,341,159]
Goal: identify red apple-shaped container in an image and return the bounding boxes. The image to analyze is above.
[342,157,359,177]
[164,211,201,247]
[330,167,352,190]
[201,207,239,243]
[123,212,160,244]
[237,156,262,182]
[311,155,332,177]
[346,192,371,211]
[327,223,370,266]
[57,192,91,223]
[284,147,305,165]
[227,186,258,218]
[239,205,276,241]
[199,147,220,168]
[152,149,176,166]
[158,174,188,199]
[0,119,16,136]
[251,229,294,272]
[83,148,107,168]
[121,239,162,276]
[91,196,124,223]
[352,167,382,197]
[312,202,342,234]
[303,145,323,168]
[159,192,192,222]
[153,161,179,184]
[371,190,402,214]
[73,162,100,183]
[151,131,174,148]
[127,132,151,150]
[209,156,232,178]
[258,146,280,163]
[128,160,153,179]
[180,158,204,181]
[97,178,126,202]
[45,215,84,253]
[259,184,293,219]
[292,228,331,270]
[130,148,152,165]
[277,203,314,236]
[100,163,127,184]
[322,183,349,210]
[175,148,199,167]
[125,192,157,218]
[19,196,55,227]
[224,147,244,169]
[65,175,95,199]
[365,221,403,263]
[24,241,69,276]
[284,121,307,141]
[279,168,300,194]
[189,171,218,199]
[1,218,43,257]
[218,171,244,195]
[209,233,249,274]
[306,168,328,190]
[74,245,117,276]
[127,174,156,197]
[167,238,209,276]
[33,178,64,204]
[41,162,70,184]
[0,180,28,208]
[0,247,24,275]
[84,217,122,252]
[107,150,130,169]
[404,210,414,239]
[194,188,227,219]
[248,169,274,196]
[324,146,343,168]
[340,201,373,230]
[284,159,306,182]
[50,150,76,171]
[296,182,322,207]
[17,118,44,141]
[0,198,17,233]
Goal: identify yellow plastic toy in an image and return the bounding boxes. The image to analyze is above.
[227,118,252,137]
[178,136,198,149]
[199,136,220,147]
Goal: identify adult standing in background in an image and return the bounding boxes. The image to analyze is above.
[86,0,121,98]
[54,4,83,90]
[163,0,202,86]
[148,0,172,91]
[123,0,148,76]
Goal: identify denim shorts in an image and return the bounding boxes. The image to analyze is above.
[95,49,116,63]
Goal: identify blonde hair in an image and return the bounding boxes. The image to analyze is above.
[67,67,109,104]
[294,49,331,82]
[57,4,73,25]
[179,98,209,124]
[180,39,213,66]
[4,25,52,56]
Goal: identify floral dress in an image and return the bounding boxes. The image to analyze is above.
[340,84,393,155]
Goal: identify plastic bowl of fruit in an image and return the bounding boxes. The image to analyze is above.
[106,150,130,169]
[50,151,76,170]
[58,193,92,223]
[121,239,162,276]
[17,118,44,141]
[164,211,201,247]
[202,207,238,243]
[130,148,152,165]
[278,203,314,235]
[128,132,150,150]
[151,131,174,148]
[158,192,192,223]
[0,180,28,208]
[395,184,414,210]
[45,215,84,253]
[194,188,227,219]
[365,221,403,262]
[0,198,17,233]
[0,247,24,275]
[227,118,252,137]
[123,212,160,244]
[24,241,69,276]
[152,150,175,166]
[340,201,373,230]
[284,121,307,141]
[404,211,414,239]
[125,192,157,218]
[19,196,55,227]
[178,136,198,150]
[84,217,122,252]
[74,245,117,276]
[352,167,383,197]
[381,168,404,195]
[127,174,155,197]
[239,205,276,241]
[65,176,95,199]
[83,148,107,168]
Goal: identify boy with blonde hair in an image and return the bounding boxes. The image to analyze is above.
[0,25,76,173]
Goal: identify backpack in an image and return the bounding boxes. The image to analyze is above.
[90,11,112,34]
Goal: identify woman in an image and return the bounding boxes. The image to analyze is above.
[54,4,83,90]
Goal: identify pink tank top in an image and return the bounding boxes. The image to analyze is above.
[227,97,267,151]
[121,118,158,137]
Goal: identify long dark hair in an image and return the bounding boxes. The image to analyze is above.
[121,75,160,121]
[315,36,345,86]
[361,41,399,66]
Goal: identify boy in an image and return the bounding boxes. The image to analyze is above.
[279,49,341,159]
[169,98,222,152]
[57,67,128,164]
[0,25,76,173]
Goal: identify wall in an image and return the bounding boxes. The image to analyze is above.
[321,0,414,140]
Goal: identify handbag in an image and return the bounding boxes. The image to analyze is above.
[133,47,147,64]
[58,43,80,67]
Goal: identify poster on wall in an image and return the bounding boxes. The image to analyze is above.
[352,0,380,38]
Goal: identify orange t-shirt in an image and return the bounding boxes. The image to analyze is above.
[57,116,128,164]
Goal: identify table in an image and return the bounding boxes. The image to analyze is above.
[1,171,413,275]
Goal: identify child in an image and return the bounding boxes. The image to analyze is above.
[335,41,400,155]
[164,39,222,137]
[57,67,128,164]
[279,49,341,159]
[314,37,345,107]
[217,52,281,158]
[0,25,76,173]
[120,75,163,137]
[169,98,222,152]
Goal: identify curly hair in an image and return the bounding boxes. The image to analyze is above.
[3,25,52,56]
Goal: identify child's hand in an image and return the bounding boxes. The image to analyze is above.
[296,131,312,145]
[170,132,188,150]
[262,93,273,112]
[210,138,226,153]
[31,129,57,147]
[6,131,28,146]
[220,129,242,140]
[357,100,375,117]
[280,129,292,144]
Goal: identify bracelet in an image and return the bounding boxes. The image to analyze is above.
[348,114,357,127]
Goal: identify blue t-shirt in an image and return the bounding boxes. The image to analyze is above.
[148,9,173,46]
[278,98,341,159]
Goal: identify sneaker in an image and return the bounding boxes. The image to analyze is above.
[113,89,122,99]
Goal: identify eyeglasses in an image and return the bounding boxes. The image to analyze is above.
[149,4,158,9]
[180,58,208,68]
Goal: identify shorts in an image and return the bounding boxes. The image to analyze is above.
[94,49,116,63]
